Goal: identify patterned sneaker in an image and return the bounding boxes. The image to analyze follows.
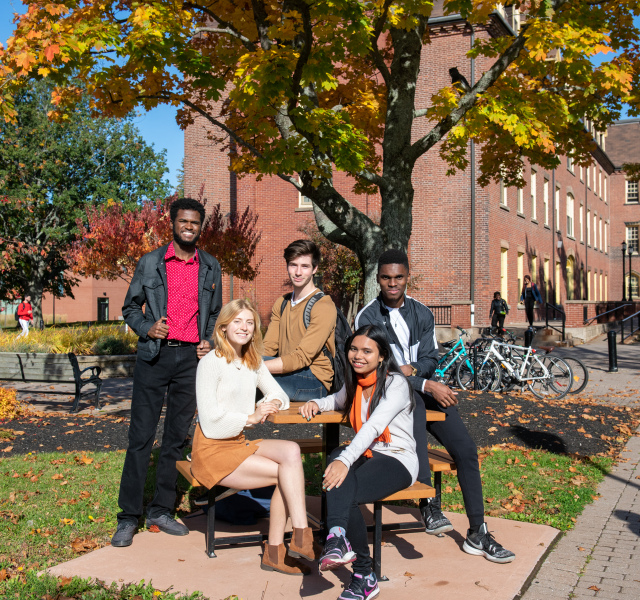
[318,533,356,572]
[462,523,515,563]
[339,572,380,600]
[420,499,453,535]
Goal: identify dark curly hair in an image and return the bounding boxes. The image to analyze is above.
[170,197,205,224]
[377,249,409,272]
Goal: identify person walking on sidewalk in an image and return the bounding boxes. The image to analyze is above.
[300,324,418,599]
[110,197,222,548]
[193,299,319,576]
[16,295,33,339]
[489,291,509,334]
[520,275,543,328]
[355,249,515,563]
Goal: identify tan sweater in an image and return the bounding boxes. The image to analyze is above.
[263,291,336,390]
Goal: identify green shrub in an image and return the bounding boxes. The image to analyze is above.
[92,335,135,355]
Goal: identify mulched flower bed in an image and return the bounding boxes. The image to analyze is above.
[0,391,638,457]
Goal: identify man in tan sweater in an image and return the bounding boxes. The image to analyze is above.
[263,239,336,400]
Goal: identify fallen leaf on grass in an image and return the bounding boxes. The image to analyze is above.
[71,538,98,554]
[2,446,13,453]
[61,518,75,525]
[0,569,7,581]
[52,474,64,480]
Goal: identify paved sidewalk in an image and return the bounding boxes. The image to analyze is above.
[521,430,640,600]
[520,340,640,600]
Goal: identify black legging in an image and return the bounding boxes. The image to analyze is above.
[412,391,484,528]
[491,313,506,331]
[326,448,412,575]
[524,298,535,327]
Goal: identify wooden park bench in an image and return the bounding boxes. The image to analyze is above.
[0,351,103,413]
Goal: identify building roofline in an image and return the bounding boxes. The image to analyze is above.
[610,118,640,125]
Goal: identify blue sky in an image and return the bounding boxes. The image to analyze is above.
[1,1,183,189]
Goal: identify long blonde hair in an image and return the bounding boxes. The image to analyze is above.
[213,299,264,370]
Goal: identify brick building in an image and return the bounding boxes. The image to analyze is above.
[182,6,622,332]
[605,119,640,302]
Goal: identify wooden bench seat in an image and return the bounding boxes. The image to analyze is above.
[0,351,102,412]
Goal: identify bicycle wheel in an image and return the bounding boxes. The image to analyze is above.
[557,355,589,395]
[526,356,571,400]
[456,354,501,391]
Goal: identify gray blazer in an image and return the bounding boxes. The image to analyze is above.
[122,244,223,361]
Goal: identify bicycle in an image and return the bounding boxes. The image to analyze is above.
[537,349,589,395]
[471,338,573,399]
[435,326,471,386]
[454,338,502,392]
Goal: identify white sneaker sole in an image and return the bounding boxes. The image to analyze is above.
[462,540,515,563]
[319,551,357,571]
[425,523,454,535]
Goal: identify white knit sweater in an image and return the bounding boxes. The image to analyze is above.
[196,352,290,440]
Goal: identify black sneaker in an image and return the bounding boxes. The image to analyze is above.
[420,499,453,535]
[318,533,356,571]
[462,523,515,563]
[146,514,189,536]
[110,522,137,547]
[338,571,380,600]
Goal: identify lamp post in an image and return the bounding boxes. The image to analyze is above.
[622,241,627,301]
[629,245,634,302]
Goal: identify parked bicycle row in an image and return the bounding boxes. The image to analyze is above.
[435,326,589,398]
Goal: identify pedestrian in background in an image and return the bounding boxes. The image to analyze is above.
[16,295,33,339]
[520,275,542,328]
[489,291,509,334]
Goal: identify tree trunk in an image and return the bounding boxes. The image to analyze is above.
[27,260,47,327]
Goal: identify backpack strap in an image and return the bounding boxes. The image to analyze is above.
[280,293,293,316]
[302,292,325,328]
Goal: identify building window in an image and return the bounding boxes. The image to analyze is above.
[500,179,508,206]
[566,256,575,300]
[593,214,598,250]
[555,186,560,232]
[626,274,639,298]
[555,261,561,304]
[517,252,524,296]
[544,258,550,302]
[97,298,109,322]
[627,180,639,203]
[604,176,607,203]
[543,179,549,226]
[587,269,592,301]
[604,221,608,254]
[501,248,509,300]
[587,209,591,245]
[628,225,639,254]
[298,179,313,210]
[579,166,584,182]
[579,205,584,242]
[517,187,524,214]
[598,170,602,197]
[567,156,573,173]
[604,274,608,302]
[599,218,603,252]
[531,255,537,283]
[531,170,537,220]
[580,266,585,299]
[566,194,574,238]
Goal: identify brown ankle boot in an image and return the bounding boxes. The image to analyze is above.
[288,527,321,561]
[261,542,310,576]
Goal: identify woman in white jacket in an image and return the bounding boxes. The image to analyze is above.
[192,299,318,576]
[300,323,417,600]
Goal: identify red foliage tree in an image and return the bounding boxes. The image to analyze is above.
[70,198,261,283]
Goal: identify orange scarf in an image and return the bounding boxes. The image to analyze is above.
[349,371,392,458]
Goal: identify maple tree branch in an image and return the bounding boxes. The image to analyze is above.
[193,27,257,51]
[406,23,529,165]
[368,0,392,85]
[413,108,428,118]
[250,0,273,51]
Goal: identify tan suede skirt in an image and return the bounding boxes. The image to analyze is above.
[190,424,262,489]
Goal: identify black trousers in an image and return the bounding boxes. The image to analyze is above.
[326,448,411,575]
[413,392,484,528]
[524,299,535,327]
[117,343,198,524]
[491,313,506,331]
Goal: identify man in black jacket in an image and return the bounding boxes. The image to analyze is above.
[111,197,222,548]
[355,249,514,564]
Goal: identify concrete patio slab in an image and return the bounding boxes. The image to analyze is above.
[47,500,559,600]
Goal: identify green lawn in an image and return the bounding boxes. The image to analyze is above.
[0,445,612,598]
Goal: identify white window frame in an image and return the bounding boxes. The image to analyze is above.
[543,178,550,226]
[579,204,584,242]
[627,225,639,254]
[627,180,639,203]
[566,194,574,238]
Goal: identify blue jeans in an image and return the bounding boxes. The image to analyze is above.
[263,357,328,401]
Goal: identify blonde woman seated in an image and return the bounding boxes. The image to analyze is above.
[191,299,318,576]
